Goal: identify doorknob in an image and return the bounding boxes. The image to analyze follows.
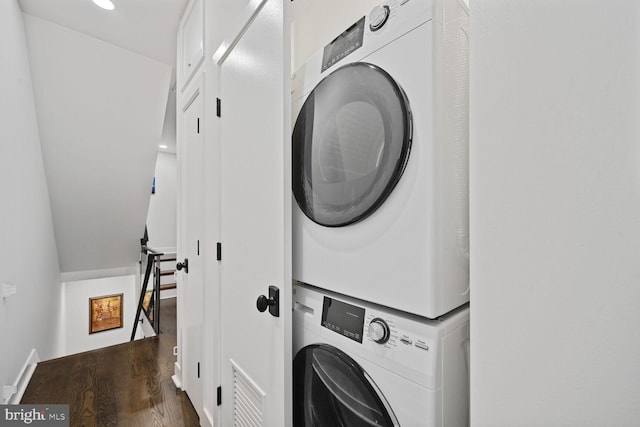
[256,285,279,317]
[176,258,189,274]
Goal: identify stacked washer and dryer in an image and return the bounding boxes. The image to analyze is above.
[291,0,470,425]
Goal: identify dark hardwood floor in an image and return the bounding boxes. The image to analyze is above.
[22,297,200,427]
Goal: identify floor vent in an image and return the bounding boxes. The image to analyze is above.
[231,360,265,427]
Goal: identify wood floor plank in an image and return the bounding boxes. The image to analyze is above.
[21,298,200,427]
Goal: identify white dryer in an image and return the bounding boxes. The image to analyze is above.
[292,283,470,427]
[292,0,470,318]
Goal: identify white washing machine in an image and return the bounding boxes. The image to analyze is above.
[291,0,470,318]
[293,283,470,427]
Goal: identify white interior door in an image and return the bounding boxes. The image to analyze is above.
[216,0,291,426]
[180,83,205,416]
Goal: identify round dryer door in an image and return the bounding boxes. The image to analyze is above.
[292,62,412,227]
[293,344,399,427]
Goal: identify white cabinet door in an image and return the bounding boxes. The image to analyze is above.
[216,1,291,426]
[180,0,204,90]
[179,81,204,417]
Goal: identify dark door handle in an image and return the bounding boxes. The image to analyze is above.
[256,285,279,317]
[176,258,189,274]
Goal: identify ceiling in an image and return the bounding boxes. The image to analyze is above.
[19,0,188,154]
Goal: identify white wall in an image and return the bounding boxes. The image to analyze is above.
[470,1,640,425]
[146,152,177,251]
[23,13,172,274]
[160,88,178,153]
[0,0,61,399]
[59,275,138,356]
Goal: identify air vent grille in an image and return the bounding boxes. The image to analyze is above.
[232,361,265,426]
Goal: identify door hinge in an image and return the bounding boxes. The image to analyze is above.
[216,98,221,117]
[217,386,222,406]
[216,242,222,261]
[197,239,200,256]
[197,117,200,134]
[197,362,200,379]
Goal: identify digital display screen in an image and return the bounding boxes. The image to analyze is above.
[321,296,365,343]
[321,17,365,72]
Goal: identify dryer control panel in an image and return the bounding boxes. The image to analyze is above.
[321,17,365,72]
[318,0,429,74]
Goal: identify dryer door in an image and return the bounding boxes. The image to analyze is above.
[292,62,412,227]
[293,344,399,427]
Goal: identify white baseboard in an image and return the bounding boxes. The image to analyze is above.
[172,362,183,389]
[4,348,40,404]
[202,407,215,427]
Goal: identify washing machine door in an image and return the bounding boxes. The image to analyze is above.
[292,62,412,227]
[293,344,400,427]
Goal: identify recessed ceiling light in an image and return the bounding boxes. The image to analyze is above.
[159,145,168,149]
[92,0,114,10]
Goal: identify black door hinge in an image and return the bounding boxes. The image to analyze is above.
[216,98,221,117]
[197,239,200,256]
[197,117,200,134]
[216,242,222,261]
[217,386,222,406]
[197,362,200,379]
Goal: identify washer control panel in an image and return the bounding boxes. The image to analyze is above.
[367,318,390,343]
[364,312,433,354]
[294,283,470,389]
[321,296,366,343]
[319,293,431,353]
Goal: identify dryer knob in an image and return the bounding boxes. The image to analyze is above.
[368,5,390,31]
[368,318,390,344]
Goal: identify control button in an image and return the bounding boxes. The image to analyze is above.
[368,5,390,31]
[415,341,430,351]
[367,318,390,344]
[400,337,413,345]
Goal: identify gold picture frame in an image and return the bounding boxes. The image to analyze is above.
[89,293,123,334]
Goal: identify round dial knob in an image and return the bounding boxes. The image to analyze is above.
[369,5,390,31]
[368,318,390,344]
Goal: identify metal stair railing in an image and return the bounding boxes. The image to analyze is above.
[131,246,163,341]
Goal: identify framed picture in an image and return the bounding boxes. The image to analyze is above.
[89,293,123,334]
